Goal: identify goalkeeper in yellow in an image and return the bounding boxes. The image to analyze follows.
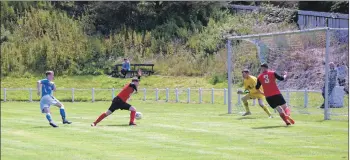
[238,69,272,117]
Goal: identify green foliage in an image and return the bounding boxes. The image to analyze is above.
[1,2,298,80]
[209,74,226,85]
[259,3,298,24]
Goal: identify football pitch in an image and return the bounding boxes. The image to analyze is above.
[1,102,348,160]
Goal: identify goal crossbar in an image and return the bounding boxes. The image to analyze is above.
[225,27,348,40]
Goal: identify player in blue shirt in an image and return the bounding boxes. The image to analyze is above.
[37,71,71,127]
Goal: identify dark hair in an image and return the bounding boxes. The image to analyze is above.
[242,69,250,73]
[45,71,54,76]
[260,63,268,68]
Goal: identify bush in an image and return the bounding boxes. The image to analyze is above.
[209,74,226,85]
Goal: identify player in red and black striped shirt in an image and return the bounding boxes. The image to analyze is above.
[91,70,142,126]
[256,63,295,126]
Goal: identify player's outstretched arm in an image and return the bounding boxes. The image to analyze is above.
[274,71,287,81]
[137,69,142,81]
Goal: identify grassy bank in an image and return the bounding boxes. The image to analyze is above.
[1,75,228,89]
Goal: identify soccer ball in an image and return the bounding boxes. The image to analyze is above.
[135,112,142,120]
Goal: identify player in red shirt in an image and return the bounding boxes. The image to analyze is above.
[91,70,142,126]
[256,63,295,126]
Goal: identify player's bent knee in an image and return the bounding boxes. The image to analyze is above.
[105,110,113,116]
[276,106,284,113]
[280,104,288,109]
[258,99,264,106]
[55,102,63,108]
[129,106,136,111]
[43,107,50,113]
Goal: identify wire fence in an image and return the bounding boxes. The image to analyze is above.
[1,87,348,120]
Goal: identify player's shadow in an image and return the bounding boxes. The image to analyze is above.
[218,113,235,116]
[252,126,287,129]
[32,126,53,128]
[103,124,130,127]
[237,117,257,120]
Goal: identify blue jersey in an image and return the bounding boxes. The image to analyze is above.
[40,79,55,97]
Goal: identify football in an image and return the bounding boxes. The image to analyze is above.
[135,112,142,120]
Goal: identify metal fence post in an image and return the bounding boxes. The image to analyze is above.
[187,88,191,103]
[304,88,308,108]
[155,88,159,101]
[92,88,95,102]
[29,88,32,102]
[4,88,6,102]
[199,88,202,104]
[211,88,214,104]
[286,89,290,105]
[143,88,146,101]
[166,88,169,102]
[112,88,115,100]
[175,88,179,103]
[224,88,227,105]
[237,89,241,105]
[72,88,75,102]
[324,28,331,120]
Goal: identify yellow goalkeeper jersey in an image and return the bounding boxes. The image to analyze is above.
[243,75,263,94]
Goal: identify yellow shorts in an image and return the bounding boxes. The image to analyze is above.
[248,93,265,99]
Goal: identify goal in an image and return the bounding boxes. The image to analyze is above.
[225,27,349,120]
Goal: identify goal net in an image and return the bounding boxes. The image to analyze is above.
[226,28,348,121]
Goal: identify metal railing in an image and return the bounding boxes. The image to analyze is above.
[1,88,321,107]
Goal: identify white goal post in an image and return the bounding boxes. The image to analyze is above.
[225,27,349,120]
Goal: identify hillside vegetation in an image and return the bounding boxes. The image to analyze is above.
[1,2,348,90]
[1,2,296,78]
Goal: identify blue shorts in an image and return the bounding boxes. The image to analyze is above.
[40,95,59,113]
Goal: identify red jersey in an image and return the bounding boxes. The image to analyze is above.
[257,70,282,97]
[117,83,137,102]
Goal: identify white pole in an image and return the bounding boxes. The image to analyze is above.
[166,88,169,102]
[4,88,6,102]
[29,88,32,102]
[143,88,146,101]
[72,88,75,102]
[199,88,202,104]
[175,88,179,103]
[286,89,290,105]
[224,88,227,105]
[227,40,233,114]
[304,88,308,108]
[237,90,241,105]
[92,88,95,102]
[211,88,214,104]
[112,88,115,100]
[187,88,191,103]
[155,88,159,101]
[324,28,330,120]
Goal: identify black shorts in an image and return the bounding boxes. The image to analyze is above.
[108,96,131,112]
[265,94,286,109]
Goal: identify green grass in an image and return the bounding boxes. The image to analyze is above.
[1,75,228,89]
[1,101,348,160]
